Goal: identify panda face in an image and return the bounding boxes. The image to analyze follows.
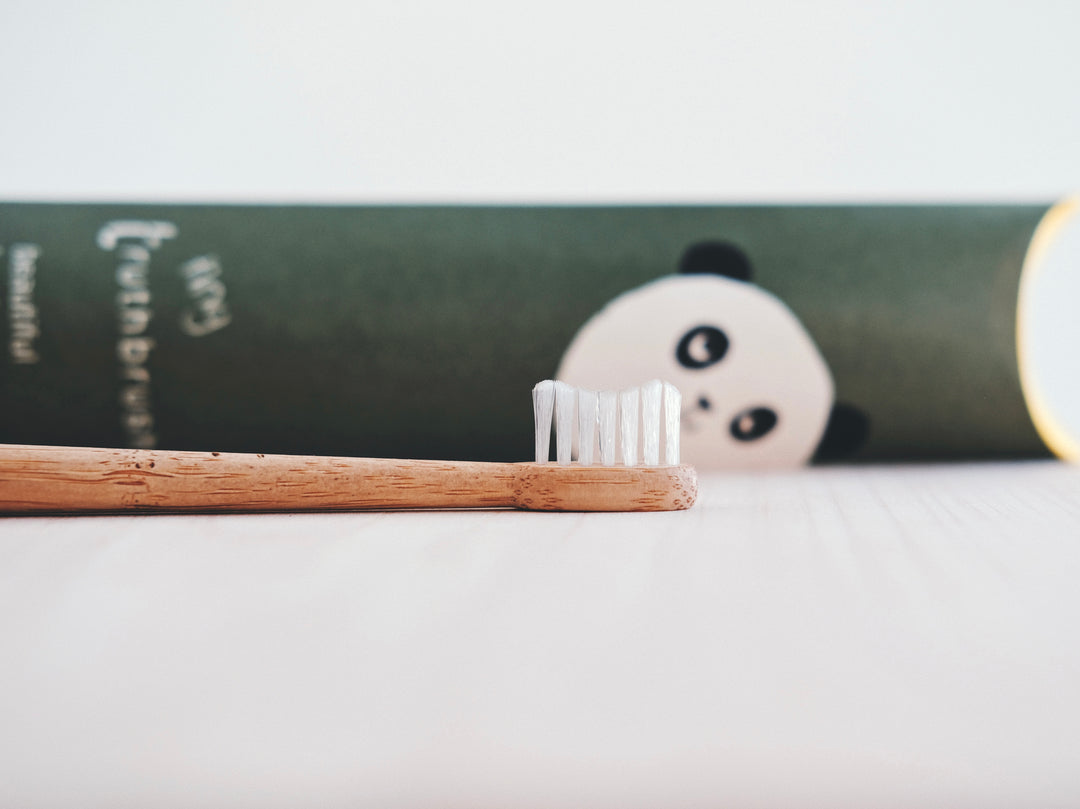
[556,274,834,469]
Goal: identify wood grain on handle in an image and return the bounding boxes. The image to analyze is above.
[0,445,697,513]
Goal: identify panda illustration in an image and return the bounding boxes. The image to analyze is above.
[556,242,867,470]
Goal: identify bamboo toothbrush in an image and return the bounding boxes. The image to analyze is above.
[0,380,697,513]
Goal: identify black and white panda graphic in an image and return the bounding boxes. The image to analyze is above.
[556,242,868,469]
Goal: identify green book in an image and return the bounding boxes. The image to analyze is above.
[2,201,1076,469]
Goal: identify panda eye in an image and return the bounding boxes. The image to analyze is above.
[676,325,729,369]
[730,407,778,441]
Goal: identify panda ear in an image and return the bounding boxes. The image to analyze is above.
[678,241,754,282]
[812,402,870,463]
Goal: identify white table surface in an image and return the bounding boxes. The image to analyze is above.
[2,461,1079,809]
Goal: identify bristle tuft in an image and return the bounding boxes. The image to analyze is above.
[577,389,598,466]
[619,387,640,466]
[554,381,576,466]
[598,391,617,466]
[532,380,555,463]
[663,382,681,465]
[641,380,663,466]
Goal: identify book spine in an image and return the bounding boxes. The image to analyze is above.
[0,202,1052,462]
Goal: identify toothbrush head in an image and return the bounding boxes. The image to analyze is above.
[532,379,682,467]
[522,379,696,511]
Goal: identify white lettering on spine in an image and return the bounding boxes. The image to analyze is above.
[99,220,177,449]
[179,255,231,337]
[97,220,178,251]
[7,243,42,364]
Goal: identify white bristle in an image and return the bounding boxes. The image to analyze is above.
[577,389,598,466]
[532,380,555,463]
[554,381,576,466]
[641,380,662,466]
[535,380,683,467]
[619,387,640,465]
[598,391,617,466]
[663,381,681,465]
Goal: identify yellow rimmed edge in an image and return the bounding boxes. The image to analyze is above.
[1016,196,1080,460]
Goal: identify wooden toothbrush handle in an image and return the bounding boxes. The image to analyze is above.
[0,445,697,513]
[0,445,519,513]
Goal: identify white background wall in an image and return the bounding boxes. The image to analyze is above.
[0,0,1076,203]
